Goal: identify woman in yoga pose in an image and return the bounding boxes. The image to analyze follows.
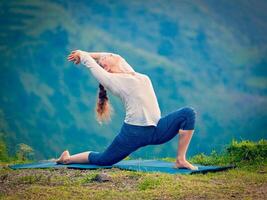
[57,50,198,170]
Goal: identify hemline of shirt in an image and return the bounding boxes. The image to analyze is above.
[123,119,159,127]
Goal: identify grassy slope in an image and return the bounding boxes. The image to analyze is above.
[0,159,266,200]
[1,140,266,199]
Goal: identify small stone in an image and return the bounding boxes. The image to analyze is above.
[92,173,112,182]
[0,174,8,182]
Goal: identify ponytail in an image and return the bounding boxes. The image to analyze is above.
[95,84,113,125]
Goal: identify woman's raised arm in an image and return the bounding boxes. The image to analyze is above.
[88,52,121,61]
[67,50,122,95]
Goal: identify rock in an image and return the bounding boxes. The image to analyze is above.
[92,173,112,182]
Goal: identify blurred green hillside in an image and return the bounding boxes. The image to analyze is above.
[0,0,266,159]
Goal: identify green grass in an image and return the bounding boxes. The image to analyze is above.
[138,175,162,191]
[0,166,266,200]
[0,139,266,199]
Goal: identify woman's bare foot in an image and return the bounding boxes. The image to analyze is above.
[56,150,71,164]
[173,159,198,170]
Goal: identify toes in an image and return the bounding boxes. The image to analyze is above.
[56,150,70,164]
[174,161,198,170]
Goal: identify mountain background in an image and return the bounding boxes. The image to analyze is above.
[0,0,266,160]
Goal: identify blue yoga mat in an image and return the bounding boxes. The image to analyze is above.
[9,161,112,170]
[9,159,234,174]
[114,159,234,174]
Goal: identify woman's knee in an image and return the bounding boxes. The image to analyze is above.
[180,106,196,119]
[179,106,196,130]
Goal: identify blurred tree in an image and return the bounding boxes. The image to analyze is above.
[0,138,9,162]
[16,143,35,161]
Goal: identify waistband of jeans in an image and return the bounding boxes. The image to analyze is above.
[123,121,156,128]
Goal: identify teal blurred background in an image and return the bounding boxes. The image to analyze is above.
[0,0,266,160]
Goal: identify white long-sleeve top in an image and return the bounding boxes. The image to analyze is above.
[77,50,161,126]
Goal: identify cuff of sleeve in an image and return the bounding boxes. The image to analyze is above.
[77,50,92,67]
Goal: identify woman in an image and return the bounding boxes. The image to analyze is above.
[56,50,198,170]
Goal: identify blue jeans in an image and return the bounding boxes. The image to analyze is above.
[89,106,196,165]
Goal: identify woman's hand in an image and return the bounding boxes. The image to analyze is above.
[67,50,81,64]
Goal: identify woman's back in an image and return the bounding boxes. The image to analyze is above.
[106,72,161,126]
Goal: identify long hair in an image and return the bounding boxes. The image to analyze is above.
[95,83,114,125]
[94,55,135,125]
[94,58,114,125]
